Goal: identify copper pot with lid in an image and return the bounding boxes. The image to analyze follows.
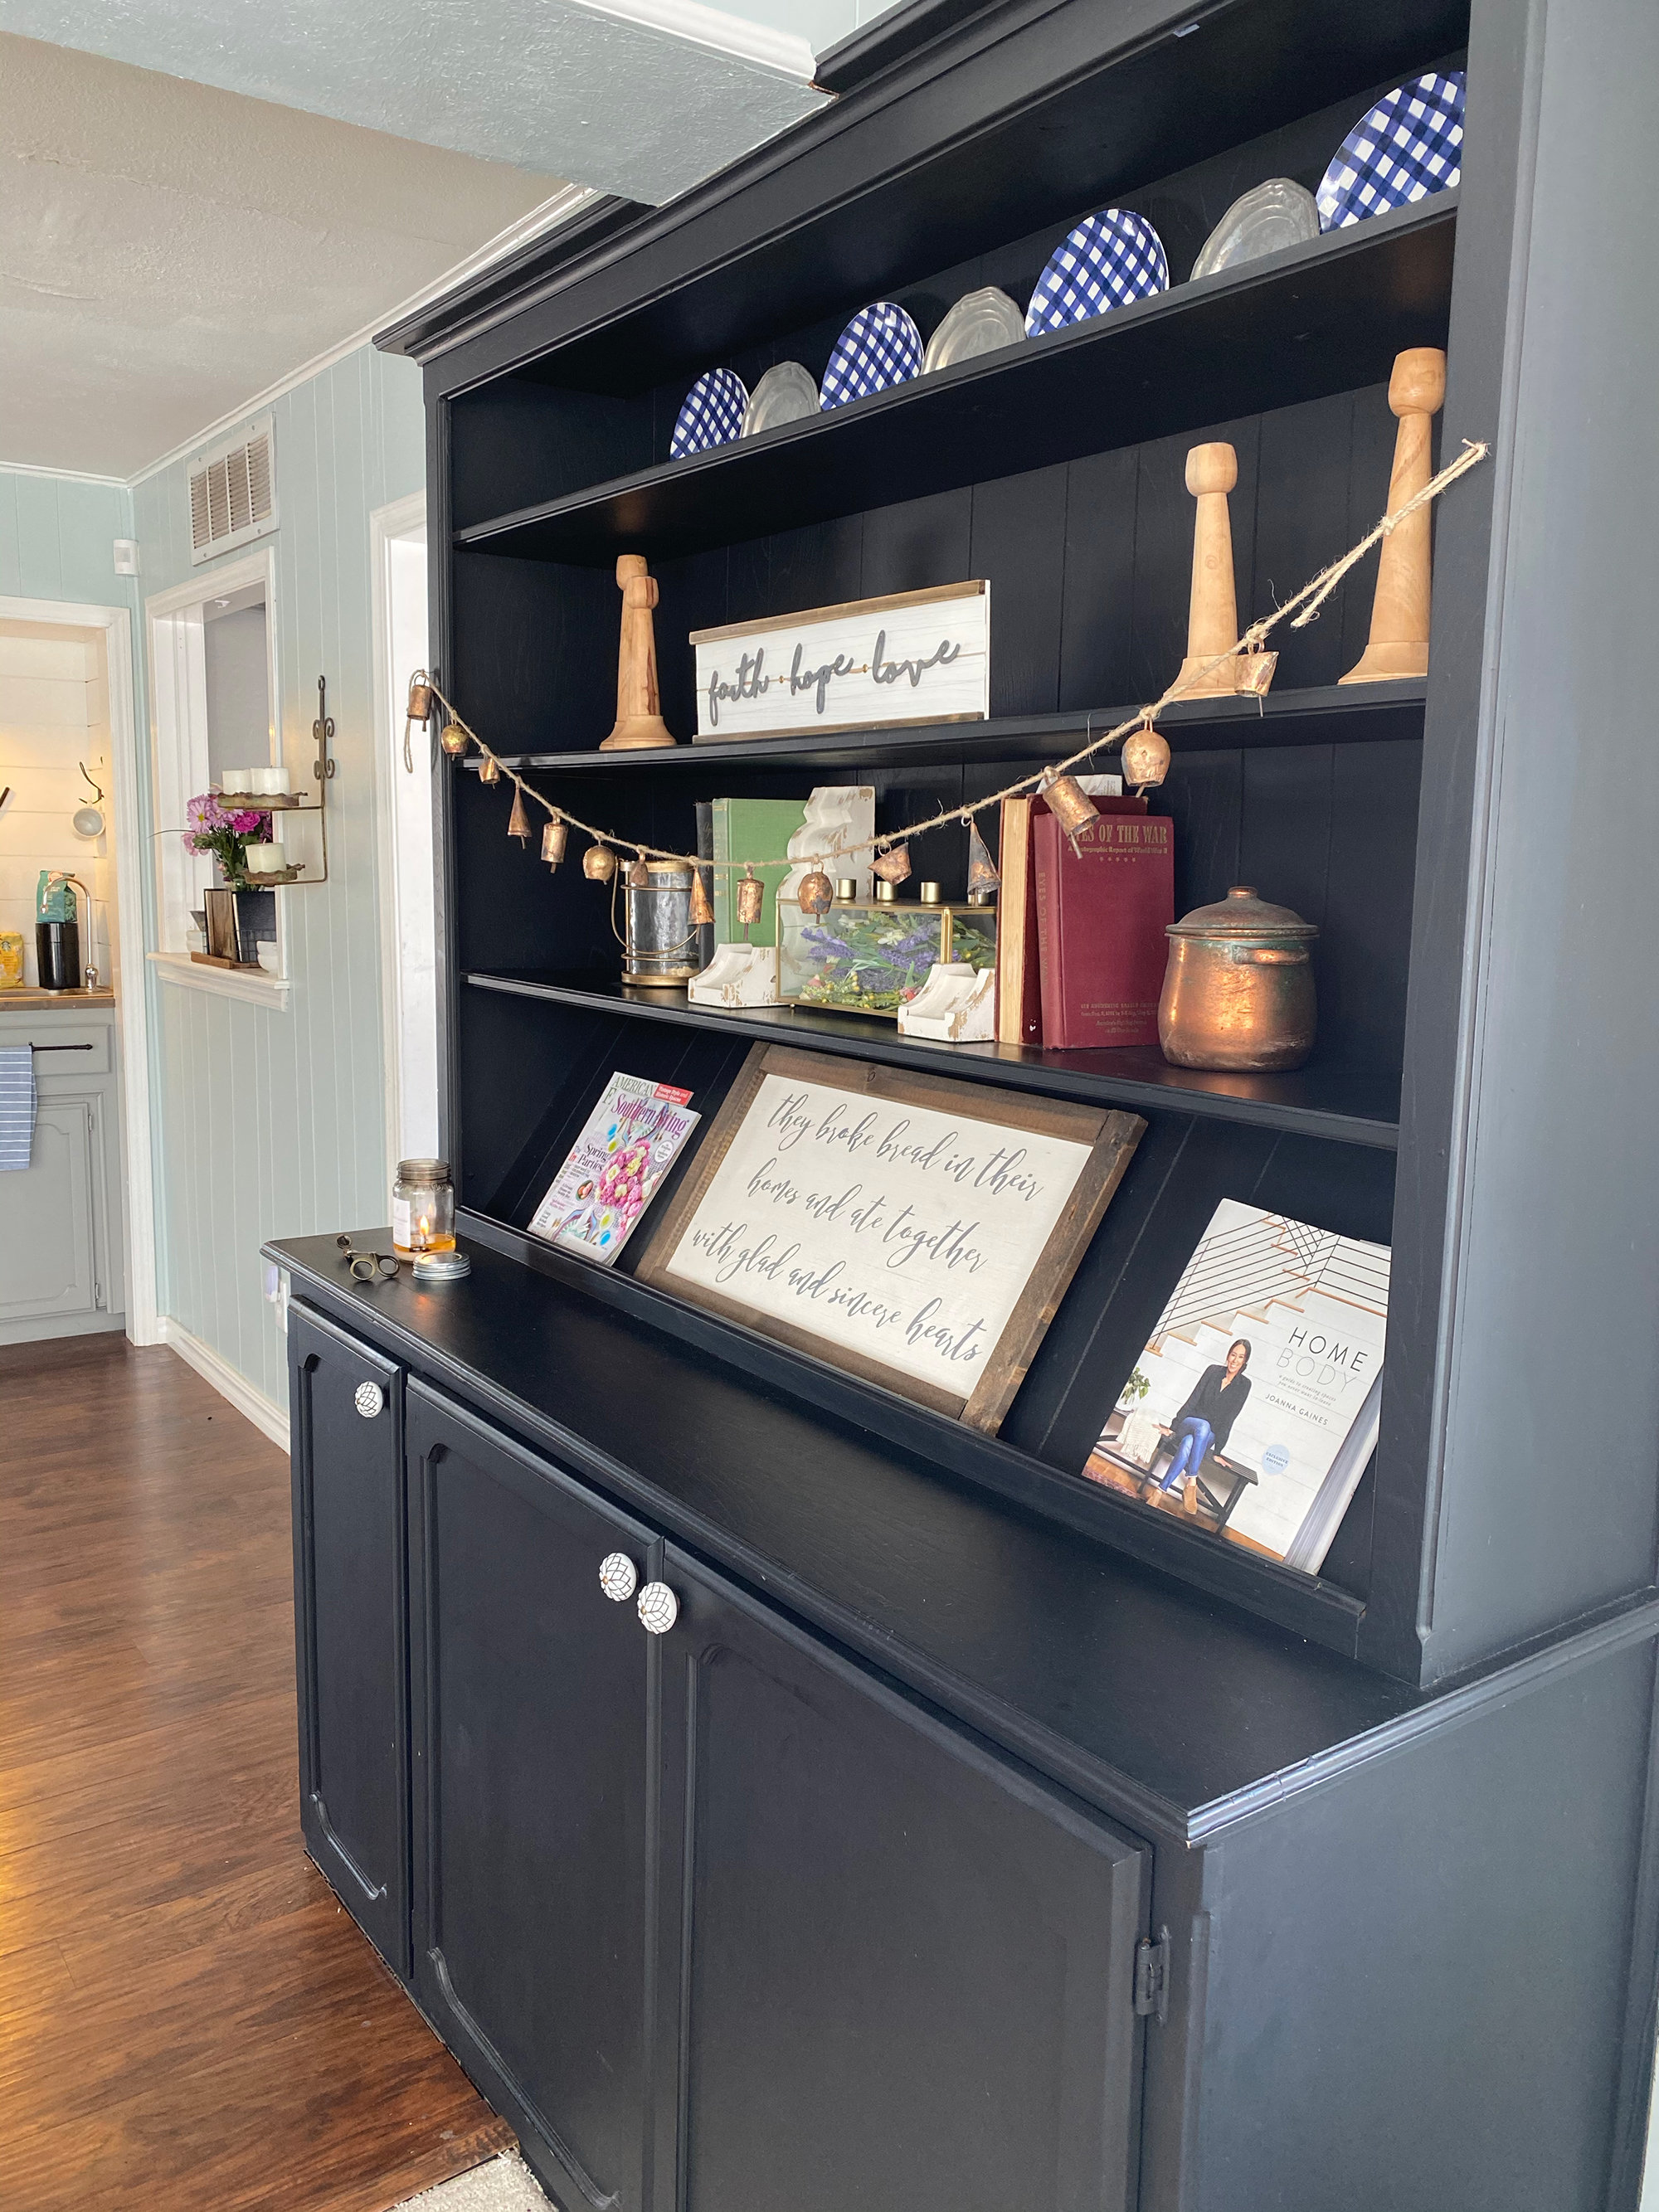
[1158,885,1318,1071]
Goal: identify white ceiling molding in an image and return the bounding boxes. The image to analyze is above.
[0,1,832,205]
[0,462,129,488]
[573,0,817,77]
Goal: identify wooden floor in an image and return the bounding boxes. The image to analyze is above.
[0,1333,514,2212]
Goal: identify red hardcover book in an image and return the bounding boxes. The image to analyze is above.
[1033,803,1174,1048]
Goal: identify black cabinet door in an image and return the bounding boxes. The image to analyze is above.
[654,1545,1150,2212]
[406,1382,663,2212]
[288,1302,410,1975]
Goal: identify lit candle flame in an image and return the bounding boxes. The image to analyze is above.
[416,1213,430,1252]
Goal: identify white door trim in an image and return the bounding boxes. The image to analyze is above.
[0,591,159,1345]
[369,490,429,1189]
[144,546,284,966]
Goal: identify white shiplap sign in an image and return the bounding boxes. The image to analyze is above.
[691,581,990,742]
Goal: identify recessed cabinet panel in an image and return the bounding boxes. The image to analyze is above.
[406,1383,660,2212]
[657,1551,1149,2212]
[288,1305,409,1973]
[0,1100,98,1320]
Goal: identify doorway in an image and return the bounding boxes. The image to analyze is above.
[0,594,157,1344]
[370,493,438,1178]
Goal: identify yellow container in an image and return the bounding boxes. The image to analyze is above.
[0,932,24,989]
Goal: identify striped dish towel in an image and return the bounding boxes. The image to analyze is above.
[0,1045,36,1170]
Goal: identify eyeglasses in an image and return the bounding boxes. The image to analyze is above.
[337,1234,401,1282]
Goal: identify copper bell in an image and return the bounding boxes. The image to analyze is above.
[542,819,567,870]
[736,868,765,930]
[796,868,834,917]
[1039,771,1097,852]
[440,718,469,756]
[688,868,714,927]
[872,843,912,887]
[1236,646,1278,698]
[583,843,618,882]
[406,670,434,725]
[479,755,501,785]
[507,786,532,844]
[1121,720,1171,793]
[627,854,652,890]
[966,819,1000,904]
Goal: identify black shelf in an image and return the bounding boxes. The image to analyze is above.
[455,196,1455,567]
[465,679,1427,775]
[464,969,1401,1148]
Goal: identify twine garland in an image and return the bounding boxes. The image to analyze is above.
[431,438,1489,874]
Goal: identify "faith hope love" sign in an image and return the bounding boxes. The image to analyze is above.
[690,581,990,743]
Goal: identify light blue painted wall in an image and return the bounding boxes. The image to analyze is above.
[129,343,426,1409]
[0,471,137,608]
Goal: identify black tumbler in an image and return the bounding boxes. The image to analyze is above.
[36,921,80,992]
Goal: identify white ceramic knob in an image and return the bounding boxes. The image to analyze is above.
[637,1582,679,1636]
[354,1381,384,1419]
[598,1552,639,1602]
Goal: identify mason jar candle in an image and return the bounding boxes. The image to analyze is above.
[392,1159,456,1253]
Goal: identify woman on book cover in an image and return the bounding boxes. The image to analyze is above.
[1146,1339,1252,1509]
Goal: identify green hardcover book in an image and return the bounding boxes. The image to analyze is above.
[711,797,808,945]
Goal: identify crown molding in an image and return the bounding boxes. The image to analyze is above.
[0,460,129,489]
[575,0,816,77]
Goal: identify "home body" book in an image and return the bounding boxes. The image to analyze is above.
[1084,1198,1389,1573]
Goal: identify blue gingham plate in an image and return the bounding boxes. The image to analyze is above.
[1316,70,1465,231]
[1025,208,1169,337]
[819,303,923,411]
[669,368,749,459]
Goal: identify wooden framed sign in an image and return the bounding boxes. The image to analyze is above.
[635,1044,1144,1432]
[690,581,990,742]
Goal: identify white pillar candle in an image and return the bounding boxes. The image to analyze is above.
[255,766,291,795]
[221,769,253,794]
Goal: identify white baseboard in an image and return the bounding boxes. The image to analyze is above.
[162,1317,289,1453]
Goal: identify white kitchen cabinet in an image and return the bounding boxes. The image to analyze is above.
[0,1001,125,1344]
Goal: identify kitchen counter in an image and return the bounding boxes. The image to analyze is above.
[0,987,116,1010]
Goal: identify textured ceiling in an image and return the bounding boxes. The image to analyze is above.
[0,0,834,207]
[0,34,571,476]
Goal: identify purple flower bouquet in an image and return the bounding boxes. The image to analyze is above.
[185,792,271,887]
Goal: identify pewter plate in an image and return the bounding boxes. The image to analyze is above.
[922,287,1027,372]
[742,361,820,436]
[1190,178,1320,280]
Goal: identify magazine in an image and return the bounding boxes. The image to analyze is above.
[529,1075,700,1265]
[1084,1199,1389,1573]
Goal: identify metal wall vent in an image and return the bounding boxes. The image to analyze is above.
[188,415,278,564]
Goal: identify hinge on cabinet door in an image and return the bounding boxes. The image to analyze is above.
[93,1278,103,1310]
[1133,1927,1170,2024]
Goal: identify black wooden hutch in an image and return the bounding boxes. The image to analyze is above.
[270,0,1659,2204]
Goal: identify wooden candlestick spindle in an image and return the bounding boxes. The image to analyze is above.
[1341,346,1447,684]
[601,553,678,749]
[1175,442,1244,698]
